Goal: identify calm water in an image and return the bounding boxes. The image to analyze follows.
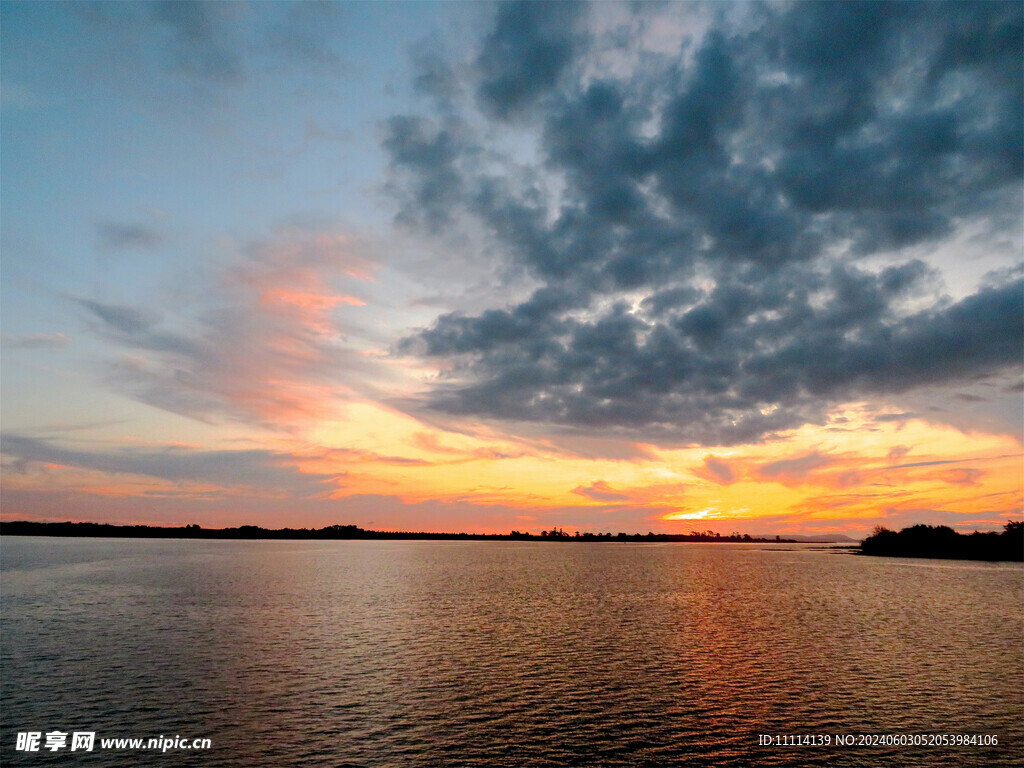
[1,537,1021,767]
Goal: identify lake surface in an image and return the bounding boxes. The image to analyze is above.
[1,537,1021,766]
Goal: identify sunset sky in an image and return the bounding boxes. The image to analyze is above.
[2,1,1021,537]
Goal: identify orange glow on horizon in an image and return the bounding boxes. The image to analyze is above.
[3,399,1020,535]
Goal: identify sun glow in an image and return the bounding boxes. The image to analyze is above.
[276,398,1023,533]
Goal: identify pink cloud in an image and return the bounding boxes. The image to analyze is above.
[932,468,986,486]
[87,226,383,428]
[886,444,912,463]
[572,480,630,502]
[756,451,835,485]
[692,454,738,485]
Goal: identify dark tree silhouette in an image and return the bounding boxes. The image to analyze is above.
[861,521,1023,561]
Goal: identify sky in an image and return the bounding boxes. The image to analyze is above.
[2,1,1021,537]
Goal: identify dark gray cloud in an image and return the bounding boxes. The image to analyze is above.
[1,433,336,495]
[265,1,348,68]
[96,221,163,252]
[475,0,584,120]
[78,298,199,357]
[410,269,1022,444]
[387,1,1023,445]
[410,44,463,111]
[79,298,157,335]
[381,115,476,231]
[82,1,350,87]
[152,1,244,83]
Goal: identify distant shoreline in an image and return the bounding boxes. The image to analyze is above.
[858,522,1023,562]
[8,521,1017,560]
[0,520,805,544]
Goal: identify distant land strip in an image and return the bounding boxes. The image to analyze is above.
[0,520,799,544]
[859,522,1023,562]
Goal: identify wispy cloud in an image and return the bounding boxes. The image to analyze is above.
[931,468,987,486]
[572,480,630,503]
[1,333,68,351]
[85,1,353,88]
[1,433,337,496]
[692,455,737,485]
[150,0,245,84]
[757,452,836,484]
[78,226,382,429]
[95,221,163,252]
[886,445,912,464]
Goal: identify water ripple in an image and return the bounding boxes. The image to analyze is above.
[1,539,1021,766]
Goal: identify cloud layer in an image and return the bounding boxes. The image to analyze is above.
[2,433,334,496]
[77,227,376,429]
[388,1,1023,445]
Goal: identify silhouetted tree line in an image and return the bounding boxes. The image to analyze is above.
[860,521,1023,562]
[520,528,762,542]
[0,521,498,540]
[1,520,787,543]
